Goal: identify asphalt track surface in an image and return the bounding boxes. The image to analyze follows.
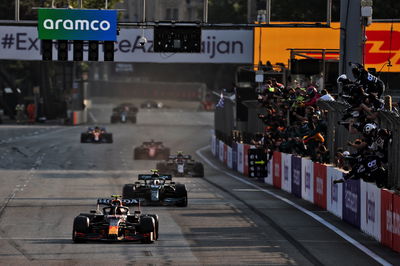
[0,109,399,265]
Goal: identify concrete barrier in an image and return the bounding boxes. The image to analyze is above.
[211,136,400,253]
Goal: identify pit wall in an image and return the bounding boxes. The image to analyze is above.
[211,135,400,253]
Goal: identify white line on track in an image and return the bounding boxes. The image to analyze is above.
[196,145,392,266]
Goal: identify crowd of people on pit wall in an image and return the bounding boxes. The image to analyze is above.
[250,63,392,187]
[251,77,331,163]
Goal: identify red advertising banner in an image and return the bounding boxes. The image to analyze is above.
[273,151,282,188]
[313,163,327,210]
[381,189,393,250]
[393,193,400,253]
[243,144,250,176]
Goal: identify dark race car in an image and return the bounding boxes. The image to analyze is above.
[81,126,113,143]
[72,195,159,243]
[140,100,164,109]
[110,103,138,124]
[134,140,170,160]
[156,152,204,177]
[122,170,188,207]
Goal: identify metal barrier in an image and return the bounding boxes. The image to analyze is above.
[379,110,400,189]
[317,101,352,163]
[317,100,400,189]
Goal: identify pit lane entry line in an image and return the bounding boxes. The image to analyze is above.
[196,145,392,266]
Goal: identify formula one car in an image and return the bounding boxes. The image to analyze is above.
[140,100,165,109]
[156,152,204,177]
[122,170,188,207]
[134,140,170,160]
[72,195,159,243]
[110,103,138,124]
[80,126,113,143]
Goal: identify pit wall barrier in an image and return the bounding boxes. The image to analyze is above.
[211,136,400,253]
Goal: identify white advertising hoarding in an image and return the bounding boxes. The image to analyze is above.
[281,153,292,193]
[301,158,314,203]
[218,140,224,162]
[227,146,233,169]
[211,135,217,156]
[264,159,273,185]
[361,181,381,241]
[237,143,244,174]
[327,167,343,219]
[0,26,253,63]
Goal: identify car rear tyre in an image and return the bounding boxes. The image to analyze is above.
[134,148,145,160]
[139,216,155,244]
[147,214,159,240]
[175,184,188,207]
[80,133,88,143]
[192,163,204,177]
[72,215,89,243]
[104,133,113,143]
[122,184,135,199]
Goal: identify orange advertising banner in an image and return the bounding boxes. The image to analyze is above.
[254,22,400,72]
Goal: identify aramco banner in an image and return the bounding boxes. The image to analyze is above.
[38,9,117,41]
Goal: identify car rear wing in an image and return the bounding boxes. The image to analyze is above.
[138,174,172,180]
[97,198,139,206]
[169,155,191,159]
[143,141,163,146]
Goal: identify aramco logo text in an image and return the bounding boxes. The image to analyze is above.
[43,19,111,31]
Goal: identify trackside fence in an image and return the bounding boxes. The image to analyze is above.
[317,101,400,189]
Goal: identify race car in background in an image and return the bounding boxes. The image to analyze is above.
[140,100,165,109]
[110,103,138,124]
[156,152,204,177]
[72,195,159,243]
[80,126,113,143]
[134,140,170,160]
[122,170,188,207]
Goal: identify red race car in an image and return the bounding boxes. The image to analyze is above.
[133,140,170,160]
[72,195,159,243]
[80,126,113,143]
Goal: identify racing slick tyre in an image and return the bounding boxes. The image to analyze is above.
[192,162,204,177]
[80,133,89,143]
[134,148,145,160]
[175,184,188,207]
[103,133,113,143]
[110,117,117,124]
[147,214,159,240]
[122,184,135,199]
[139,216,155,244]
[72,215,89,243]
